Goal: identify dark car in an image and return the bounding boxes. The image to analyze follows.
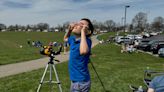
[144,40,164,51]
[151,42,164,54]
[141,40,155,51]
[137,40,151,51]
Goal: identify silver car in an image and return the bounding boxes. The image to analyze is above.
[158,48,164,57]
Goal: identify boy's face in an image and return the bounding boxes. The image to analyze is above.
[72,20,89,36]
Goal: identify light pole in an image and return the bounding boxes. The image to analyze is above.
[124,5,130,34]
[121,17,124,30]
[122,5,130,53]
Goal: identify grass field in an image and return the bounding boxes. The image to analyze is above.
[0,32,163,92]
[0,32,65,65]
[97,32,116,40]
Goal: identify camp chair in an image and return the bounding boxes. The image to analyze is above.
[129,69,164,92]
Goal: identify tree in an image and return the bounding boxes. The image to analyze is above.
[7,25,16,31]
[104,20,116,32]
[129,24,133,32]
[92,20,99,29]
[92,20,100,32]
[37,23,49,32]
[62,21,70,32]
[55,24,64,32]
[132,12,147,33]
[0,23,6,31]
[151,16,164,32]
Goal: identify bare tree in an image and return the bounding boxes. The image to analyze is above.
[92,20,105,31]
[37,23,49,32]
[132,12,147,33]
[92,20,99,30]
[62,21,70,31]
[104,20,116,32]
[151,16,164,32]
[7,25,16,31]
[0,23,6,31]
[55,24,64,32]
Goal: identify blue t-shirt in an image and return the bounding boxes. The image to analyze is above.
[149,75,164,92]
[68,36,92,82]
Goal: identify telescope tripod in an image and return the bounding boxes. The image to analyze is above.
[37,55,62,92]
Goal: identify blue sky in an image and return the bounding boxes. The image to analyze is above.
[0,0,164,27]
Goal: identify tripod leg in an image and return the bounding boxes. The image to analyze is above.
[37,64,49,92]
[52,64,63,92]
[90,61,107,92]
[49,64,53,92]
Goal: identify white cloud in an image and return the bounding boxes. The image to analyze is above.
[0,0,163,26]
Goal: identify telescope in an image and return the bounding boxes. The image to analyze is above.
[40,43,62,56]
[37,43,63,92]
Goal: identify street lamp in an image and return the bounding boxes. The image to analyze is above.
[124,5,130,34]
[121,17,124,30]
[122,5,130,53]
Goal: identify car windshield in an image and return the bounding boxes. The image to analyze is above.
[121,38,129,39]
[141,41,149,44]
[160,44,164,47]
[160,48,164,51]
[148,41,156,44]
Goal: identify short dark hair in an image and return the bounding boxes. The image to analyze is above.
[81,18,94,37]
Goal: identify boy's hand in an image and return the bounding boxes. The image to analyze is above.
[81,25,90,35]
[64,23,75,41]
[81,25,89,33]
[68,23,76,32]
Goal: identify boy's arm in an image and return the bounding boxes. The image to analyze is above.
[64,29,72,42]
[63,24,74,41]
[80,25,90,55]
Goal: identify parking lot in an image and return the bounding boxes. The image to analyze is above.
[114,33,164,58]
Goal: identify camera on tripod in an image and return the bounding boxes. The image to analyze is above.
[40,43,62,56]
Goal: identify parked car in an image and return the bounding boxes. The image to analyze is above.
[127,34,143,40]
[126,35,135,40]
[158,48,164,57]
[144,40,164,51]
[137,40,151,51]
[151,42,164,54]
[114,36,123,43]
[142,32,150,38]
[150,32,158,36]
[135,35,143,40]
[118,37,133,44]
[140,40,155,51]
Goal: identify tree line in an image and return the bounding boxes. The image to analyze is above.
[0,12,164,33]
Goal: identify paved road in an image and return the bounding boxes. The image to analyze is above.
[0,35,99,78]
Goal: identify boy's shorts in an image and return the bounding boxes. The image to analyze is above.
[70,80,91,92]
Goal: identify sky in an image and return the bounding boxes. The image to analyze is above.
[0,0,164,27]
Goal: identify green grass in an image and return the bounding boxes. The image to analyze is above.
[0,32,65,65]
[0,42,163,92]
[97,32,116,40]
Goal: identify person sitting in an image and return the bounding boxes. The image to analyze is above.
[127,44,135,53]
[147,75,164,92]
[121,43,127,53]
[53,41,58,47]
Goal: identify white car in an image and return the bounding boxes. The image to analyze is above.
[126,35,135,40]
[115,36,123,43]
[135,35,143,40]
[116,37,131,44]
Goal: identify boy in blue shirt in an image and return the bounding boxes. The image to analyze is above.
[64,18,94,92]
